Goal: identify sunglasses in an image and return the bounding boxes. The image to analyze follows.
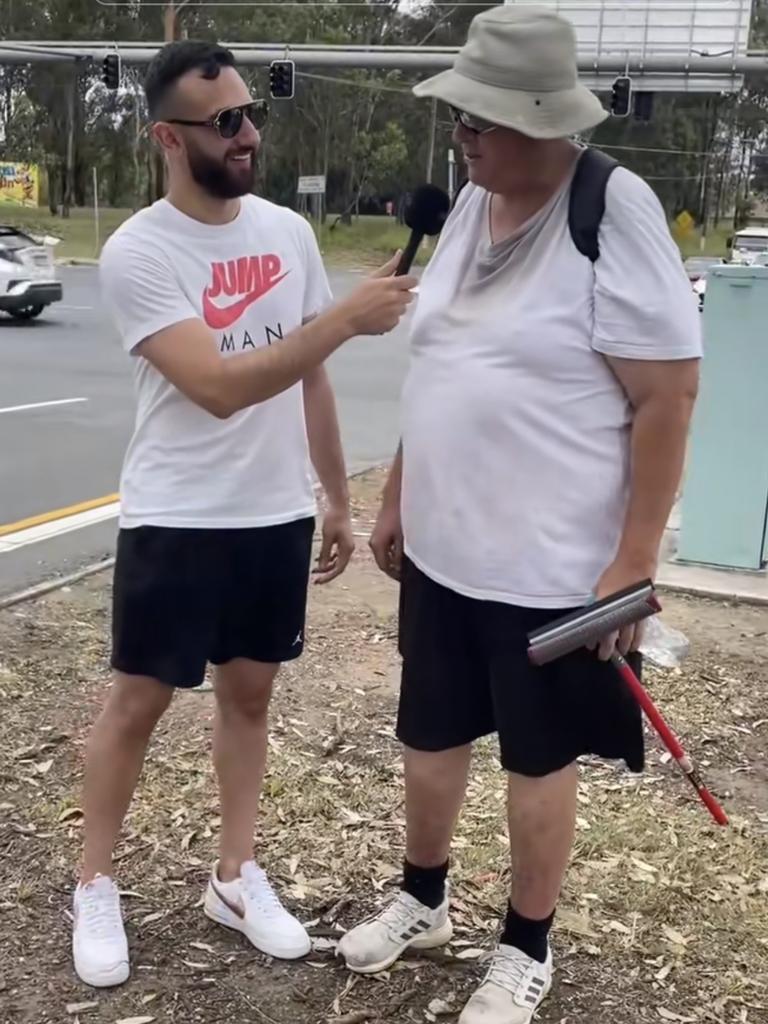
[449,106,497,136]
[167,99,269,139]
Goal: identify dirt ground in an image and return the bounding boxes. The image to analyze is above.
[0,469,766,1024]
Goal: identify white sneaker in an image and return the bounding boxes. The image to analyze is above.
[72,875,130,988]
[337,889,453,974]
[203,860,311,959]
[458,943,553,1023]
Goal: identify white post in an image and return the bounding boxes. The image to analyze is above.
[93,166,100,256]
[447,149,456,202]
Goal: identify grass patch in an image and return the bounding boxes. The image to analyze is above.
[0,205,132,260]
[676,224,732,258]
[0,205,430,266]
[311,214,436,268]
[0,202,734,266]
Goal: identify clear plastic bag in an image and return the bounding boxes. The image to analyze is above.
[639,615,690,669]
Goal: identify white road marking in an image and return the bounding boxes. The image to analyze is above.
[0,397,88,415]
[59,305,94,311]
[0,501,120,553]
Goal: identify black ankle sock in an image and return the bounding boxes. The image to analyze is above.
[401,859,448,910]
[500,903,554,964]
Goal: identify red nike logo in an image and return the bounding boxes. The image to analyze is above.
[202,254,290,329]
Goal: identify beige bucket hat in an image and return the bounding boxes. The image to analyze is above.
[413,4,608,140]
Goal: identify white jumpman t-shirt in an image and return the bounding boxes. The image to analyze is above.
[400,157,702,608]
[99,194,333,530]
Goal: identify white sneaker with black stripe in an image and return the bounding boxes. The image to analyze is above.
[458,943,553,1023]
[337,889,452,974]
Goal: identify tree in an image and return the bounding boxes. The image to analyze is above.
[1,0,767,235]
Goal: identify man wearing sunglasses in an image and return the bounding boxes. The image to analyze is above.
[339,8,700,1024]
[71,40,416,988]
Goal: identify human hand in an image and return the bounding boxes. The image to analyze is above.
[369,498,403,581]
[337,252,418,337]
[591,558,657,661]
[313,506,355,584]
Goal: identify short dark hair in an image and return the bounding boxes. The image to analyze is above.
[144,41,236,118]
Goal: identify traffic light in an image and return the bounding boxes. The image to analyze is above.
[269,59,295,100]
[634,91,654,123]
[610,75,632,117]
[102,53,121,91]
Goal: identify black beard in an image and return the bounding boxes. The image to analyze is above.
[186,142,256,199]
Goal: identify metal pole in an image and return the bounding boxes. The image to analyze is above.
[93,166,100,256]
[698,154,709,252]
[1,45,767,75]
[425,98,437,184]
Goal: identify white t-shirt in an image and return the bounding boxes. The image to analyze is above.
[401,158,702,608]
[100,194,333,529]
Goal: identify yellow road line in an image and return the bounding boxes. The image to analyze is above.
[0,493,120,537]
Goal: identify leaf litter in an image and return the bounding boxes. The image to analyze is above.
[0,468,766,1023]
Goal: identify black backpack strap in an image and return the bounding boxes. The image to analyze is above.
[568,148,619,262]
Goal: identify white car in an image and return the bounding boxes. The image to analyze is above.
[0,225,63,321]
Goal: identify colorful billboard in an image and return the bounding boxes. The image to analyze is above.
[0,163,40,208]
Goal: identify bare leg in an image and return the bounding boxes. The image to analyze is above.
[404,744,472,867]
[507,763,578,918]
[213,658,278,883]
[81,672,173,882]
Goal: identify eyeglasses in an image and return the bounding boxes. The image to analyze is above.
[167,100,269,139]
[449,106,497,136]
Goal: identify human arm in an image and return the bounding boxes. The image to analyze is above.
[303,362,355,583]
[590,169,702,658]
[143,257,413,419]
[594,357,699,657]
[99,237,415,420]
[369,442,404,580]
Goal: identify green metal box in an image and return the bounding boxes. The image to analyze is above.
[677,264,768,570]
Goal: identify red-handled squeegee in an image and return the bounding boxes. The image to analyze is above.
[527,580,728,826]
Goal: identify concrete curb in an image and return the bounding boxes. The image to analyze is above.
[0,557,115,612]
[657,579,768,608]
[3,556,766,614]
[0,463,387,612]
[4,461,762,612]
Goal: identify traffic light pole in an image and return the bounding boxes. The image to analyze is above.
[1,43,766,77]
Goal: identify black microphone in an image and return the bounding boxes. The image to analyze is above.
[395,184,451,276]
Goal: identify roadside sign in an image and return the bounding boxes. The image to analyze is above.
[675,210,695,235]
[298,175,326,195]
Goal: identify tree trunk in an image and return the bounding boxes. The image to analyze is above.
[62,74,76,218]
[732,142,749,233]
[146,151,155,207]
[75,160,88,207]
[151,3,184,201]
[322,127,330,224]
[133,100,142,212]
[47,163,58,215]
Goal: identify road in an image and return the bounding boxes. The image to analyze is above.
[0,266,411,598]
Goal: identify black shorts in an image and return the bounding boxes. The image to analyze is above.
[111,518,315,688]
[396,558,644,778]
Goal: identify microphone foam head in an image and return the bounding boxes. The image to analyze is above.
[404,184,451,236]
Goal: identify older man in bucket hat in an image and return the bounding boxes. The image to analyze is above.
[337,6,701,1022]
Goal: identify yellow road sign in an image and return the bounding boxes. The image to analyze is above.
[674,210,694,235]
